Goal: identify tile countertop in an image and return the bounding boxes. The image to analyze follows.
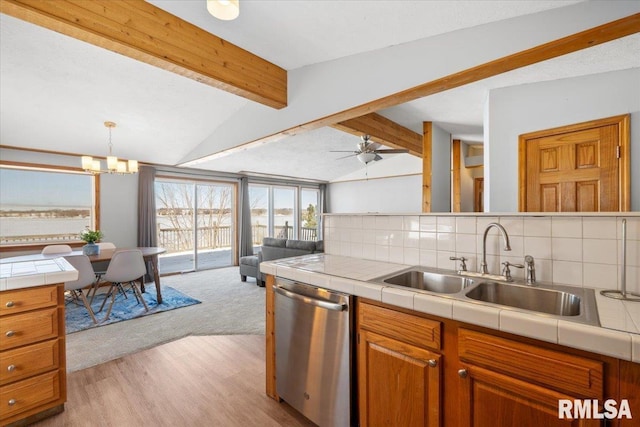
[0,257,79,291]
[261,253,640,364]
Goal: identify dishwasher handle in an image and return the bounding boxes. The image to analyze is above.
[274,285,347,312]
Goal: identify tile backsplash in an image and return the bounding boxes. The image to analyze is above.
[323,214,640,294]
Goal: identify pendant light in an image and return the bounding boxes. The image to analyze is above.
[81,121,138,174]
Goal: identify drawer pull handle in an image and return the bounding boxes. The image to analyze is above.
[8,398,16,406]
[5,301,14,308]
[428,359,438,368]
[5,330,15,337]
[7,365,16,372]
[458,369,468,378]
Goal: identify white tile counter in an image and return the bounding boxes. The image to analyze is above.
[262,253,640,363]
[0,257,78,290]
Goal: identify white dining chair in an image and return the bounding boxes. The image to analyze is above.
[90,242,117,303]
[63,255,98,324]
[42,244,73,255]
[98,249,149,321]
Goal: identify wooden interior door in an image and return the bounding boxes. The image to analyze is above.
[519,115,629,212]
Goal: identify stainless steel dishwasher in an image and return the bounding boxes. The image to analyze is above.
[274,278,354,427]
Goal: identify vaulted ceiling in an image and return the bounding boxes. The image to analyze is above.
[1,1,638,182]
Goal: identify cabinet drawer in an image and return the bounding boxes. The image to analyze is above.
[0,370,61,421]
[0,339,60,385]
[0,286,58,316]
[359,302,441,351]
[0,308,59,351]
[458,328,603,398]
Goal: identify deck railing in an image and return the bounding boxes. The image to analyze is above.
[1,225,318,251]
[157,224,318,253]
[0,233,79,245]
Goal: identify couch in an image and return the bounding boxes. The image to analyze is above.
[239,237,324,286]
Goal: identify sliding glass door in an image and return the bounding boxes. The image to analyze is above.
[156,178,235,274]
[195,183,234,270]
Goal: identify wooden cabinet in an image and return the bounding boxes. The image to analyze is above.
[357,301,441,427]
[265,275,639,427]
[0,284,66,426]
[355,299,635,427]
[457,328,602,427]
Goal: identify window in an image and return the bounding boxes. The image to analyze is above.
[0,163,98,247]
[248,184,320,244]
[300,188,319,241]
[273,187,295,238]
[155,177,236,274]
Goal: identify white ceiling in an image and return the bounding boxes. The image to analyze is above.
[1,0,638,182]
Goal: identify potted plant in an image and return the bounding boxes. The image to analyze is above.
[80,229,104,256]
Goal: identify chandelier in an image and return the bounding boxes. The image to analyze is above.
[207,0,239,21]
[81,121,138,174]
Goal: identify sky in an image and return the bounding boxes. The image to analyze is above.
[0,168,92,208]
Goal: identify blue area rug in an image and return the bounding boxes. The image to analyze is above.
[66,286,201,334]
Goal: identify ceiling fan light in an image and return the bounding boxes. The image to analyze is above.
[207,0,239,21]
[357,152,376,164]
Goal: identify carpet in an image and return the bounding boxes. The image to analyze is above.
[66,286,201,334]
[65,266,266,372]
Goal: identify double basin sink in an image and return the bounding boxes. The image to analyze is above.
[372,267,599,326]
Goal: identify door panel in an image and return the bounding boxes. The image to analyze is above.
[520,116,626,212]
[358,330,441,427]
[460,365,598,427]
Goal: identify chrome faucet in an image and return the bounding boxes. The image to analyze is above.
[524,255,536,285]
[480,222,511,275]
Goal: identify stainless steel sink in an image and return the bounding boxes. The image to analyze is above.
[371,266,599,326]
[380,269,473,294]
[465,281,581,316]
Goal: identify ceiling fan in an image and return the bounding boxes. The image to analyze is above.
[332,135,409,164]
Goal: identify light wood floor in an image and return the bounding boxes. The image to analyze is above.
[33,335,315,427]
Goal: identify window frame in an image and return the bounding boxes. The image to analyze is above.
[0,161,100,252]
[248,182,321,242]
[154,175,238,271]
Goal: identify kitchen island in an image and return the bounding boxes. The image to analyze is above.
[262,253,640,427]
[0,258,77,426]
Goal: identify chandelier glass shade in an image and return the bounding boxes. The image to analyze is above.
[81,121,138,174]
[207,0,239,20]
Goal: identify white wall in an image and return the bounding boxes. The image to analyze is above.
[97,173,138,247]
[486,68,640,212]
[328,174,422,213]
[0,147,138,254]
[431,124,451,212]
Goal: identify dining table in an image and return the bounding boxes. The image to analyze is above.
[0,247,167,303]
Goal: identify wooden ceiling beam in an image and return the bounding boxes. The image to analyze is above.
[203,12,639,156]
[332,113,423,156]
[0,0,288,109]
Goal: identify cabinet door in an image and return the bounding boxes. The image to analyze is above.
[458,364,598,427]
[358,330,440,427]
